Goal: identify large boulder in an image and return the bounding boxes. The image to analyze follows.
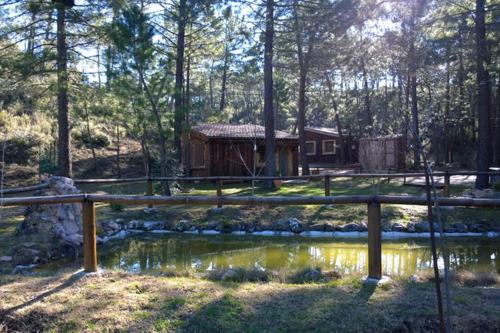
[13,177,83,265]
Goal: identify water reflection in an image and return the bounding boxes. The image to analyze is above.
[97,234,499,276]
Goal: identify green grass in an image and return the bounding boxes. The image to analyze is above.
[0,271,498,332]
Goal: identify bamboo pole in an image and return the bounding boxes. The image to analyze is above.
[367,202,382,279]
[82,201,97,272]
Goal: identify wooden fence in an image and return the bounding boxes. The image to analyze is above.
[1,194,499,280]
[2,171,499,196]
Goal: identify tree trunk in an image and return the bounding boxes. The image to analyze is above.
[494,82,500,166]
[263,0,276,187]
[116,124,121,178]
[56,3,72,177]
[444,44,451,164]
[361,58,372,134]
[324,72,346,164]
[174,0,187,160]
[219,47,229,113]
[408,9,421,168]
[475,0,492,188]
[184,49,191,176]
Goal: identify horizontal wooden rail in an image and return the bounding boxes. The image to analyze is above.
[2,194,500,208]
[0,182,49,195]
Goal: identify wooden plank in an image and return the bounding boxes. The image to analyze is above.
[146,179,154,208]
[0,194,85,207]
[0,182,49,195]
[82,201,97,272]
[368,202,382,279]
[443,172,450,197]
[217,179,223,208]
[324,175,331,196]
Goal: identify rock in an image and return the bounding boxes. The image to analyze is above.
[469,224,486,233]
[13,176,83,265]
[289,218,302,233]
[0,256,13,262]
[469,189,494,198]
[407,221,429,232]
[358,221,368,232]
[221,268,238,281]
[127,220,143,229]
[391,223,406,232]
[308,223,327,231]
[338,223,360,232]
[409,275,420,283]
[449,222,467,233]
[174,220,193,232]
[100,220,122,236]
[272,218,302,233]
[143,207,159,215]
[272,220,290,231]
[206,221,221,231]
[142,221,165,231]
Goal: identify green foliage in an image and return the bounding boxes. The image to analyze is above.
[72,130,110,149]
[110,203,125,212]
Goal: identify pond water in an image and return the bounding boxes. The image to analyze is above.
[87,234,499,276]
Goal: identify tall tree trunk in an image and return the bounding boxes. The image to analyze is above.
[324,72,346,164]
[184,48,191,176]
[475,0,492,188]
[263,0,276,187]
[361,58,372,134]
[56,3,72,177]
[174,0,187,160]
[494,82,500,166]
[219,46,229,113]
[408,9,421,168]
[116,124,121,178]
[444,44,451,164]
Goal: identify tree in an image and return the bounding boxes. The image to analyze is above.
[55,0,73,177]
[263,0,276,187]
[474,0,491,188]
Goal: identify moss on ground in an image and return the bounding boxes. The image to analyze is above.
[0,270,498,332]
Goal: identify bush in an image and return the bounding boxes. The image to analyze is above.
[2,136,40,165]
[73,130,110,149]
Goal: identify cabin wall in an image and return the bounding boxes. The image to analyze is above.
[188,139,298,177]
[304,131,341,165]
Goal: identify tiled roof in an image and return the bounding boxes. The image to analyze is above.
[192,123,297,140]
[305,127,340,136]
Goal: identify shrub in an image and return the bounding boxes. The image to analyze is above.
[110,203,125,212]
[73,130,110,149]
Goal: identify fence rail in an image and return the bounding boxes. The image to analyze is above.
[1,193,499,279]
[2,171,499,196]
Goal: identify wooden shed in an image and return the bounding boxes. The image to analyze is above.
[358,135,406,172]
[186,124,299,177]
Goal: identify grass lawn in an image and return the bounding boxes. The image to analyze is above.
[0,269,499,332]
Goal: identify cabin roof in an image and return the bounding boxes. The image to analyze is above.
[192,123,298,140]
[305,127,340,137]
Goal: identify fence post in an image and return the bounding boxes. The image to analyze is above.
[443,171,450,197]
[82,200,97,272]
[324,175,331,196]
[146,178,154,208]
[217,179,223,208]
[367,201,382,280]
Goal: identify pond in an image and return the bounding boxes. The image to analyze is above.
[76,234,500,277]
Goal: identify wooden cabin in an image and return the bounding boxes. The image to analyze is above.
[304,127,344,166]
[186,124,299,177]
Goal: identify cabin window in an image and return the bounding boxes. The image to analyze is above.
[192,143,205,168]
[322,140,336,155]
[305,141,316,155]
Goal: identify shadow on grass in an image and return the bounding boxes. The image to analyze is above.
[1,270,86,316]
